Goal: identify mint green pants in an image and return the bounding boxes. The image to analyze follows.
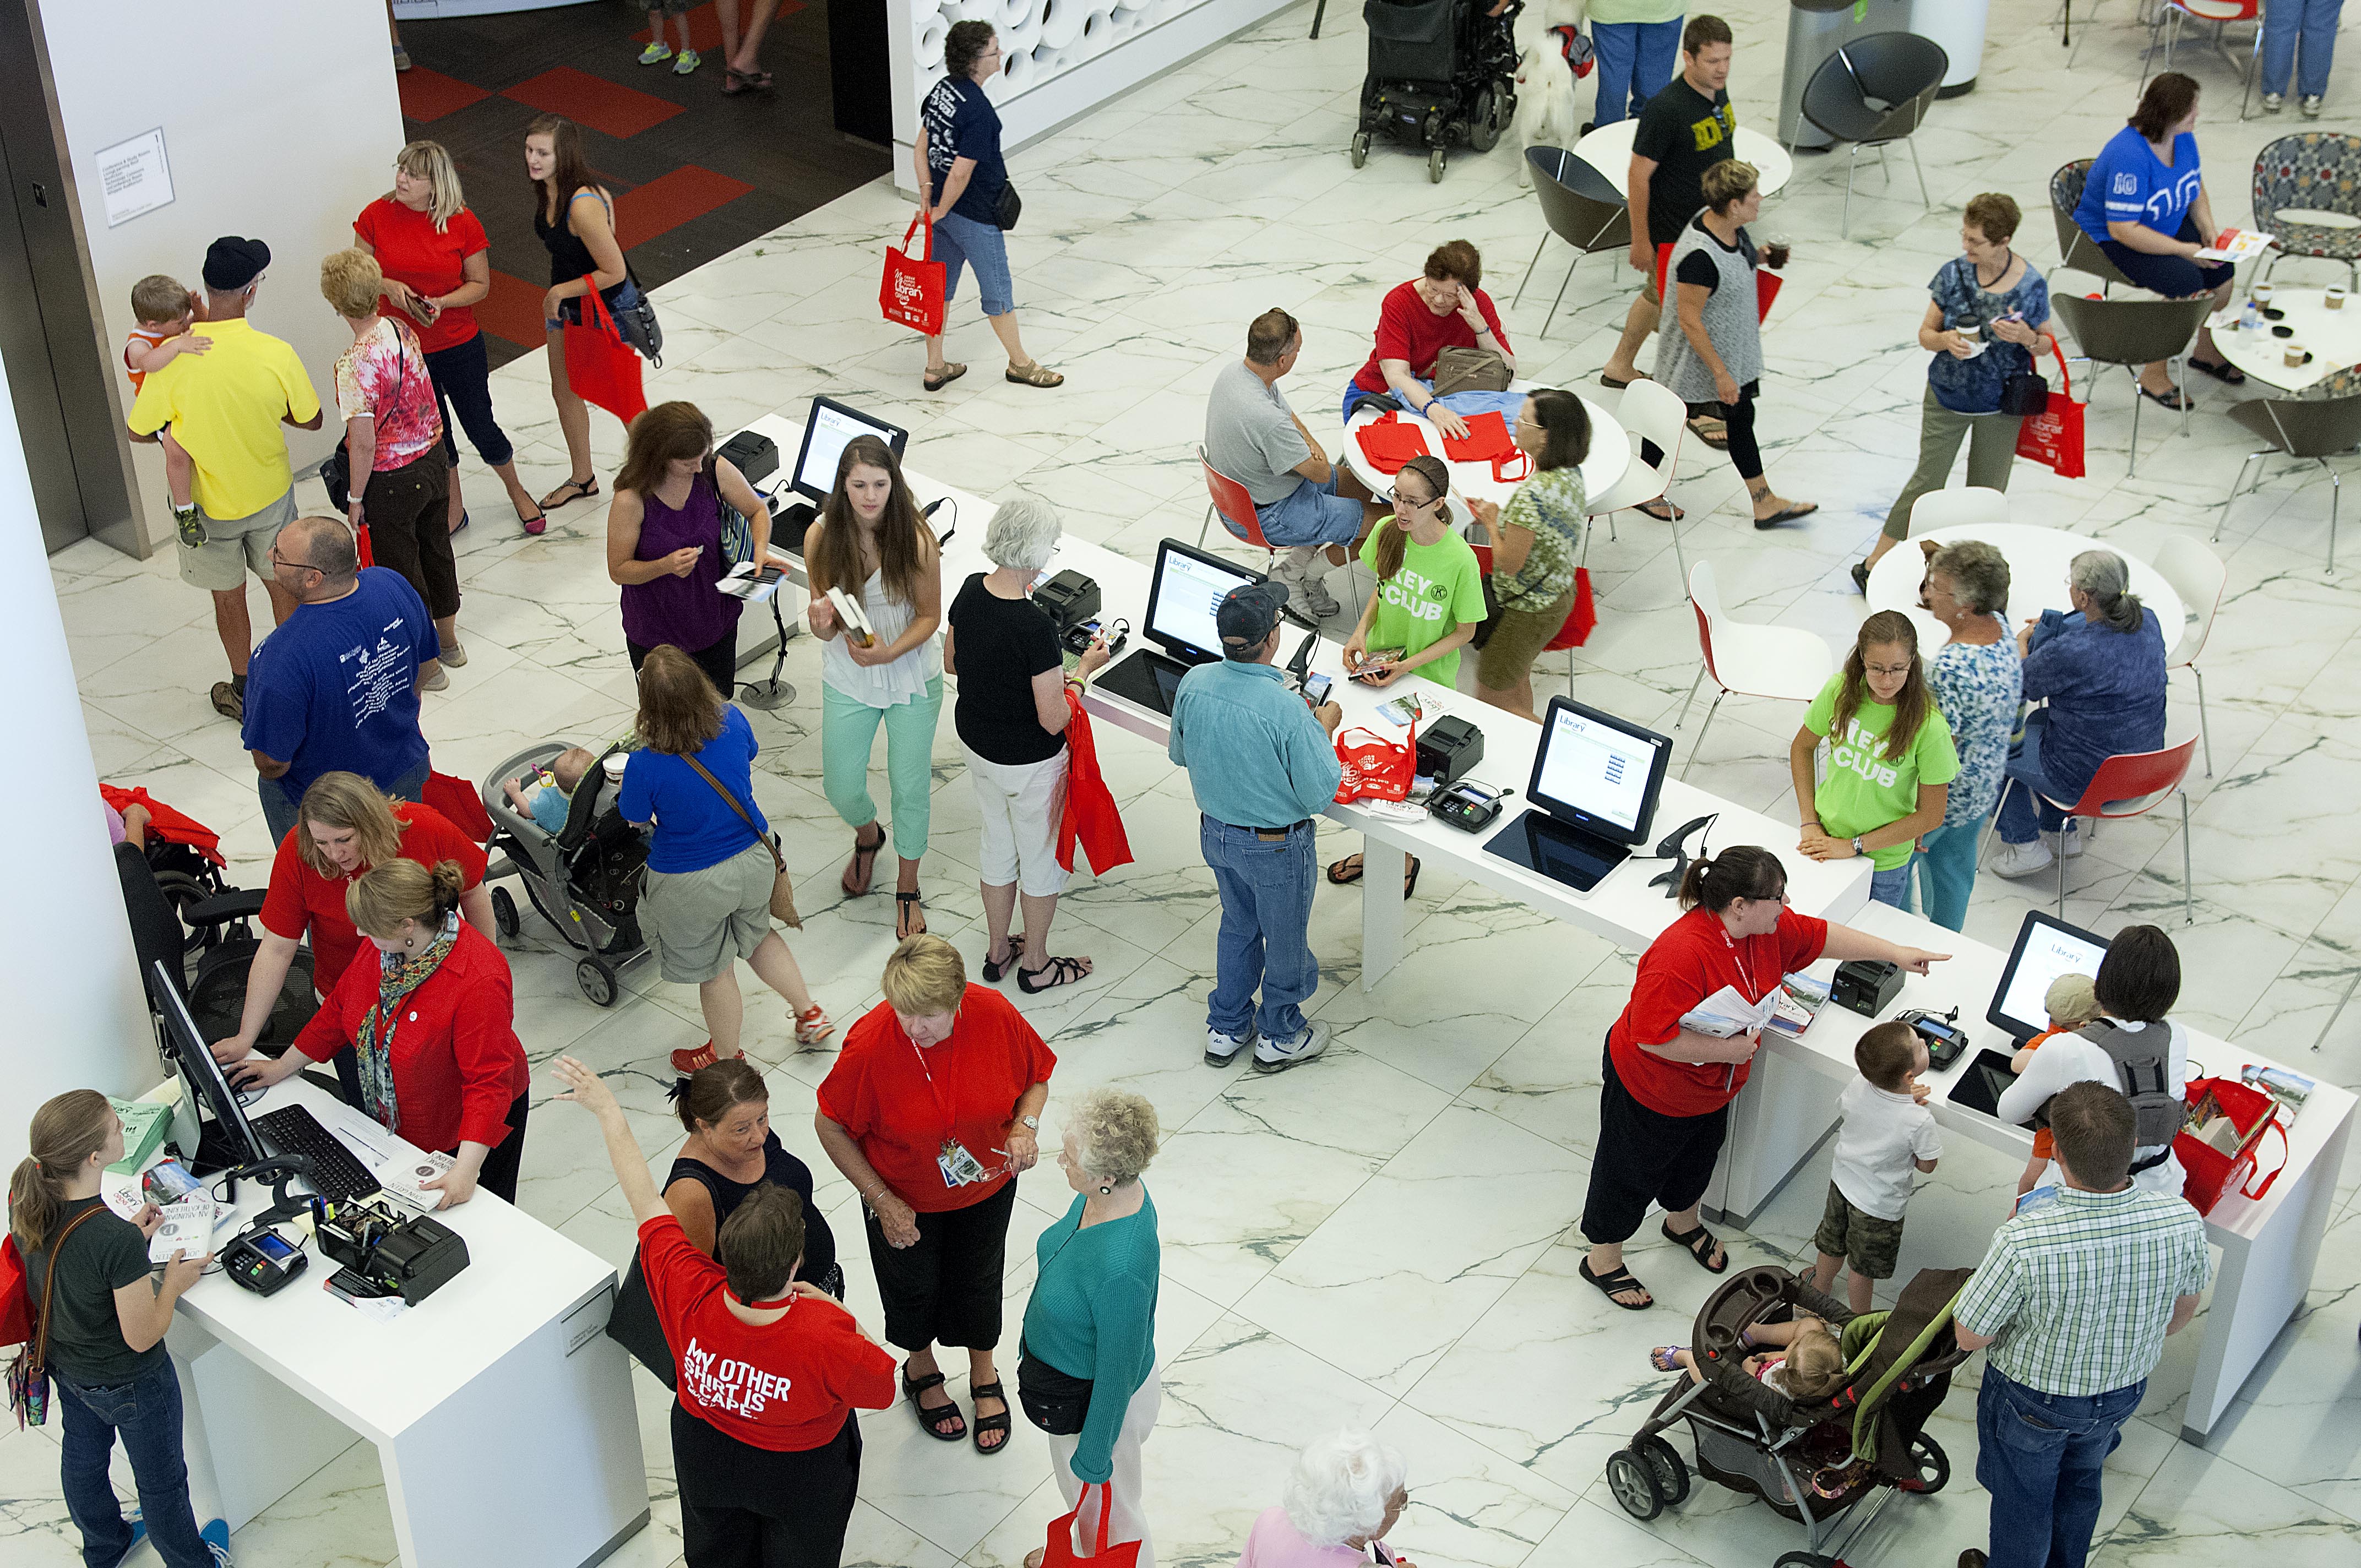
[821,677,943,861]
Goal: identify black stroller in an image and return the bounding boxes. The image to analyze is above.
[1353,0,1520,182]
[481,742,650,1006]
[1606,1264,1972,1568]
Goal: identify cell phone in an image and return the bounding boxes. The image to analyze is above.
[1302,672,1334,706]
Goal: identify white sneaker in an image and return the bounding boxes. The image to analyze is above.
[418,662,450,692]
[2043,824,2083,859]
[2303,95,2325,118]
[439,639,467,668]
[1991,839,2054,879]
[2264,92,2285,113]
[1205,1024,1254,1066]
[1253,1020,1331,1074]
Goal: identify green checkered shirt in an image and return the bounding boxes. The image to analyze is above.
[1954,1185,2213,1397]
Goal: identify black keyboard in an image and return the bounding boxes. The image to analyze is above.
[253,1104,382,1202]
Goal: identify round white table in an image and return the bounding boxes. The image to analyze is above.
[1865,522,2185,659]
[2207,280,2361,393]
[1341,392,1629,528]
[1571,120,1795,202]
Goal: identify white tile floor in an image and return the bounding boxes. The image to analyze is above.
[18,1,2361,1564]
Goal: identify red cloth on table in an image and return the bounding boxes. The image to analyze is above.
[1056,689,1133,876]
[1354,412,1429,475]
[1607,905,1829,1117]
[260,800,488,997]
[98,785,226,868]
[1440,410,1514,462]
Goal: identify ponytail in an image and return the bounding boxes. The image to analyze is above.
[1678,845,1788,913]
[1374,456,1451,584]
[2069,550,2145,633]
[9,1090,116,1253]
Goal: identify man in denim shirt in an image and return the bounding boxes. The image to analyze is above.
[1169,582,1343,1072]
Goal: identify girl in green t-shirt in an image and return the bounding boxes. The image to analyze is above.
[1342,456,1488,690]
[1788,610,1959,909]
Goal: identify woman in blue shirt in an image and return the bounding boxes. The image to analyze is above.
[2072,72,2240,406]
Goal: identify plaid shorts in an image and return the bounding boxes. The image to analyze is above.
[1813,1183,1907,1281]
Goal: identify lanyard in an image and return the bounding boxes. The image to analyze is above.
[1721,924,1761,1003]
[903,1017,962,1142]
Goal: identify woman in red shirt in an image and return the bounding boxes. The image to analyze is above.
[554,1053,895,1567]
[1342,239,1515,441]
[1580,846,1947,1311]
[233,859,530,1206]
[355,140,547,536]
[814,934,1055,1456]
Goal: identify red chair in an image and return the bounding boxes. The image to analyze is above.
[2143,1,2262,117]
[1197,447,1280,560]
[1984,736,2201,923]
[1467,543,1588,697]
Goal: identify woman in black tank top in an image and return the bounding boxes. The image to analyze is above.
[665,1061,843,1297]
[524,114,626,515]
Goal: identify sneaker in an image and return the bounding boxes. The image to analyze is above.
[2304,95,2325,118]
[2264,92,2284,113]
[1205,1024,1255,1067]
[1273,551,1342,619]
[2043,824,2084,859]
[638,41,673,64]
[1253,1021,1331,1074]
[673,47,703,75]
[671,1039,746,1074]
[173,504,206,547]
[103,1508,147,1568]
[418,662,450,692]
[1990,839,2054,879]
[794,1004,835,1047]
[439,639,467,668]
[202,1516,233,1565]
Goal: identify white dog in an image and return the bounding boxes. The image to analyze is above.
[1510,40,1582,188]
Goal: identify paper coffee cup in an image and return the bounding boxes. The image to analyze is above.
[2254,281,2276,304]
[2286,342,2309,367]
[2331,287,2348,311]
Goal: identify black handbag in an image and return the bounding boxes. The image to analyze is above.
[606,1247,678,1389]
[319,320,413,512]
[1016,1339,1092,1435]
[994,179,1022,232]
[1999,366,2050,417]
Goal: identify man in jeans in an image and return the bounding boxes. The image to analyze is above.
[1951,1081,2212,1568]
[1587,1,1688,129]
[1168,581,1342,1072]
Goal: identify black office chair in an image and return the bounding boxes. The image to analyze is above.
[2047,292,2213,476]
[2050,160,2139,292]
[116,841,324,1068]
[1515,146,1633,337]
[2217,391,2361,572]
[1795,31,1948,238]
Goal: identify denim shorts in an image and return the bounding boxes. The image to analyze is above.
[1253,473,1362,549]
[935,210,1014,319]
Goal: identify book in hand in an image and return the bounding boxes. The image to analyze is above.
[374,1149,457,1215]
[2195,227,2272,262]
[107,1096,173,1175]
[825,585,876,647]
[1763,973,1832,1038]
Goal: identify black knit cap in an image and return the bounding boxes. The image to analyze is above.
[202,236,271,291]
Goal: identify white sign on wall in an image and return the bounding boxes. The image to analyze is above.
[95,127,173,228]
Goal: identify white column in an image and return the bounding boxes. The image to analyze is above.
[0,348,157,1175]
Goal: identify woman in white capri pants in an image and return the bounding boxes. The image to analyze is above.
[942,493,1110,992]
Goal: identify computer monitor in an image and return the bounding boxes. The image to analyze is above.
[1988,911,2112,1043]
[1143,538,1264,663]
[1526,697,1673,846]
[788,396,910,503]
[150,960,266,1175]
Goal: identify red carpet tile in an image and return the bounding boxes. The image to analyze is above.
[398,66,492,123]
[480,270,558,352]
[616,166,757,247]
[503,67,685,140]
[630,1,807,56]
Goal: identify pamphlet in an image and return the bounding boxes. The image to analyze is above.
[107,1096,173,1176]
[717,560,785,602]
[2195,227,2273,263]
[374,1149,456,1216]
[148,1197,227,1264]
[1762,973,1832,1038]
[1678,984,1780,1041]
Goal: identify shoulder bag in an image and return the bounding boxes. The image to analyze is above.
[1432,344,1510,396]
[705,455,756,567]
[679,754,802,929]
[605,1250,678,1390]
[994,179,1022,232]
[7,1206,106,1428]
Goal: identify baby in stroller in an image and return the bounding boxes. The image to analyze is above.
[1649,1315,1847,1402]
[501,746,600,834]
[481,739,649,1006]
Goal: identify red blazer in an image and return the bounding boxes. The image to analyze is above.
[292,922,529,1152]
[1056,689,1132,876]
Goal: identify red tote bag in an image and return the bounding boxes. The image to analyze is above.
[2175,1075,2287,1217]
[1038,1483,1142,1568]
[563,284,648,426]
[882,215,946,336]
[2013,343,2085,480]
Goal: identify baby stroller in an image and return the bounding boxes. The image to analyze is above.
[1353,0,1520,182]
[482,742,650,1007]
[1606,1264,1973,1568]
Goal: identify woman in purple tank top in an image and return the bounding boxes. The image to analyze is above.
[606,401,776,694]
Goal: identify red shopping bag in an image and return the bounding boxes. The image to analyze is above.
[881,215,946,336]
[1440,409,1514,462]
[563,284,648,426]
[1334,722,1418,804]
[421,770,496,845]
[2013,343,2085,480]
[1547,568,1597,651]
[354,518,376,569]
[2175,1074,2287,1216]
[0,1235,30,1350]
[1491,449,1533,483]
[1354,410,1429,474]
[1038,1482,1142,1568]
[1655,242,1781,322]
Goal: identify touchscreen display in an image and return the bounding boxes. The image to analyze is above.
[1533,705,1658,834]
[796,402,902,496]
[1150,549,1258,657]
[1993,916,2109,1039]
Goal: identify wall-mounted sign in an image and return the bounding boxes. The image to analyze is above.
[96,127,173,228]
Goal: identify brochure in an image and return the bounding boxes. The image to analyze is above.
[1763,973,1833,1038]
[2195,227,2273,263]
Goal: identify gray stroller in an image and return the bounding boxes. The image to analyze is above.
[481,742,650,1006]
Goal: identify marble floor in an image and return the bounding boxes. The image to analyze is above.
[19,1,2361,1564]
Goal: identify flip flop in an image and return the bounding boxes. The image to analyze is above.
[1600,371,1649,390]
[2189,356,2245,385]
[540,477,600,510]
[1650,1346,1685,1373]
[2140,384,2191,410]
[1634,499,1685,522]
[1580,1256,1654,1310]
[896,890,928,939]
[1754,503,1819,530]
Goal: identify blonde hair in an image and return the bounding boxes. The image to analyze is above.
[9,1091,116,1253]
[394,139,467,232]
[552,747,599,792]
[293,772,409,875]
[1067,1088,1161,1186]
[131,274,193,326]
[1701,160,1760,213]
[1777,1323,1848,1401]
[346,858,466,939]
[2044,972,2100,1029]
[320,247,387,319]
[880,934,967,1017]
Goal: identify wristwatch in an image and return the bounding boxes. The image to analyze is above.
[1019,1115,1040,1130]
[1851,836,1866,856]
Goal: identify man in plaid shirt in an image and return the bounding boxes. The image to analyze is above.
[1950,1081,2212,1568]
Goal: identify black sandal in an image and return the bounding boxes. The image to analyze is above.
[981,934,1030,983]
[2189,356,2245,385]
[1634,499,1685,522]
[842,824,884,896]
[1662,1220,1728,1274]
[1580,1256,1654,1310]
[902,1366,965,1442]
[1018,955,1091,993]
[539,477,600,510]
[970,1378,1013,1454]
[896,890,927,939]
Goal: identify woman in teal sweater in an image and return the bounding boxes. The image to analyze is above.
[1019,1087,1163,1568]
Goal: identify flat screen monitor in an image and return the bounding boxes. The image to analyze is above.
[1144,538,1264,664]
[149,960,265,1173]
[1526,697,1673,846]
[1988,911,2112,1043]
[790,397,910,502]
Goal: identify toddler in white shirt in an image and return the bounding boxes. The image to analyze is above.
[1808,1020,1941,1313]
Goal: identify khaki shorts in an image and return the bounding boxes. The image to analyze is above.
[177,487,297,592]
[1813,1182,1907,1280]
[641,841,775,984]
[1476,581,1579,691]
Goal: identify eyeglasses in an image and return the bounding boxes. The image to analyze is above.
[1863,662,1914,678]
[267,546,323,574]
[1385,487,1438,510]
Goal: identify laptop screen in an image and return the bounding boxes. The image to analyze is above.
[1988,910,2111,1042]
[791,398,910,502]
[1144,540,1262,662]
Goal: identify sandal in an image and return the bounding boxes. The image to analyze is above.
[1634,499,1685,522]
[2189,356,2245,385]
[981,934,1031,983]
[902,1366,965,1442]
[2139,383,2191,411]
[1849,559,1872,594]
[1579,1256,1654,1310]
[841,824,884,896]
[210,680,243,721]
[896,890,927,939]
[793,1004,834,1046]
[449,510,471,537]
[1005,360,1064,388]
[1600,371,1649,390]
[970,1378,1013,1454]
[1662,1220,1728,1274]
[1649,1346,1685,1374]
[1018,955,1092,993]
[1753,502,1819,530]
[1326,853,1421,896]
[517,505,548,536]
[539,477,600,510]
[722,66,774,94]
[923,361,967,391]
[1687,416,1730,450]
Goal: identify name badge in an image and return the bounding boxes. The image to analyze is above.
[937,1139,991,1188]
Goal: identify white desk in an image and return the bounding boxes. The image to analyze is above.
[2208,285,2361,393]
[1339,391,1630,524]
[149,1078,647,1568]
[1706,900,2356,1445]
[1865,521,2186,658]
[1572,119,1796,201]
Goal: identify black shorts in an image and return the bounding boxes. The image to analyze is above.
[863,1177,1018,1352]
[2096,214,2235,299]
[1580,1033,1731,1246]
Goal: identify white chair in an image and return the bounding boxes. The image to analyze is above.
[2151,535,2227,776]
[1909,485,2010,532]
[1583,380,1689,579]
[1675,559,1838,779]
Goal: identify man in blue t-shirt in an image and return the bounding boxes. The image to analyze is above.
[242,515,437,845]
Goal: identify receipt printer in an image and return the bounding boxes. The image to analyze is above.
[718,429,779,489]
[1032,570,1101,644]
[317,1198,471,1306]
[1831,959,1905,1019]
[1415,715,1484,787]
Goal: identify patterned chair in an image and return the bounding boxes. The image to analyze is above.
[2050,159,2137,292]
[2253,132,2361,289]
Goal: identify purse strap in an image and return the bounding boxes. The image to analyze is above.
[28,1206,106,1380]
[679,754,785,878]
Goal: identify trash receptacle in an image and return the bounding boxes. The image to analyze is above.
[1777,0,1915,150]
[1907,0,1989,96]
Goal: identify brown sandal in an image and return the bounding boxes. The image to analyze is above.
[1005,360,1063,388]
[923,361,967,391]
